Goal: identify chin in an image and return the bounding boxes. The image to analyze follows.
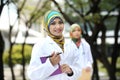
[75,37,80,39]
[56,35,62,37]
[56,33,62,36]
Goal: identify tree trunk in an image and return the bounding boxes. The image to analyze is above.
[21,43,26,80]
[21,22,31,80]
[111,10,120,80]
[8,25,15,80]
[92,57,99,80]
[8,43,15,80]
[0,0,5,16]
[0,32,5,80]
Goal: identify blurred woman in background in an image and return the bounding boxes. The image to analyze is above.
[69,23,93,80]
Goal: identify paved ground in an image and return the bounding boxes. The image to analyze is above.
[4,64,120,80]
[4,64,29,80]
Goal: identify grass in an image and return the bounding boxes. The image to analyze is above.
[97,57,120,77]
[116,57,120,76]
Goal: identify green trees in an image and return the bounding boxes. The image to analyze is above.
[0,0,51,80]
[3,44,32,65]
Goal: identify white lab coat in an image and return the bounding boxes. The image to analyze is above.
[27,36,82,80]
[68,38,93,74]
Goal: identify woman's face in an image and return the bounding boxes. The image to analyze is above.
[70,27,82,39]
[49,18,64,37]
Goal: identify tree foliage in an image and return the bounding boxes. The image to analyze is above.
[3,44,32,65]
[0,0,52,80]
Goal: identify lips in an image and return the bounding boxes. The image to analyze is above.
[54,29,62,33]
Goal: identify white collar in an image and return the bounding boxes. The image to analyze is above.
[46,36,56,44]
[46,36,63,53]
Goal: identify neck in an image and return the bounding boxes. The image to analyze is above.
[72,38,80,43]
[72,38,81,48]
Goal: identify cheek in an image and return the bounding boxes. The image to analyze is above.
[78,32,82,35]
[79,30,82,35]
[60,24,64,30]
[49,26,54,33]
[70,33,76,37]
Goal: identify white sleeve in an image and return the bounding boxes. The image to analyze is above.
[86,44,93,68]
[68,67,81,80]
[27,43,58,80]
[82,39,93,68]
[68,52,82,80]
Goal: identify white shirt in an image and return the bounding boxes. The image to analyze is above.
[68,38,93,71]
[27,36,82,80]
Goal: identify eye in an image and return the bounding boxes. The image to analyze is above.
[51,21,56,25]
[72,30,75,32]
[59,21,63,24]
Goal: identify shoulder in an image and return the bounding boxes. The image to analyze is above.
[81,38,90,47]
[33,36,50,50]
[32,39,44,52]
[31,36,51,55]
[64,38,73,46]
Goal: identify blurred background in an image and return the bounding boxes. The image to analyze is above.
[0,0,120,80]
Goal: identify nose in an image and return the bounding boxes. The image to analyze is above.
[55,23,61,28]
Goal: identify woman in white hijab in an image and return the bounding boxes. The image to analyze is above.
[69,23,93,80]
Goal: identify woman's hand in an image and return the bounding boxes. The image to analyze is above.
[61,64,73,74]
[49,52,61,66]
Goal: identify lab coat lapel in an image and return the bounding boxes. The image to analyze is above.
[70,39,78,50]
[47,36,63,53]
